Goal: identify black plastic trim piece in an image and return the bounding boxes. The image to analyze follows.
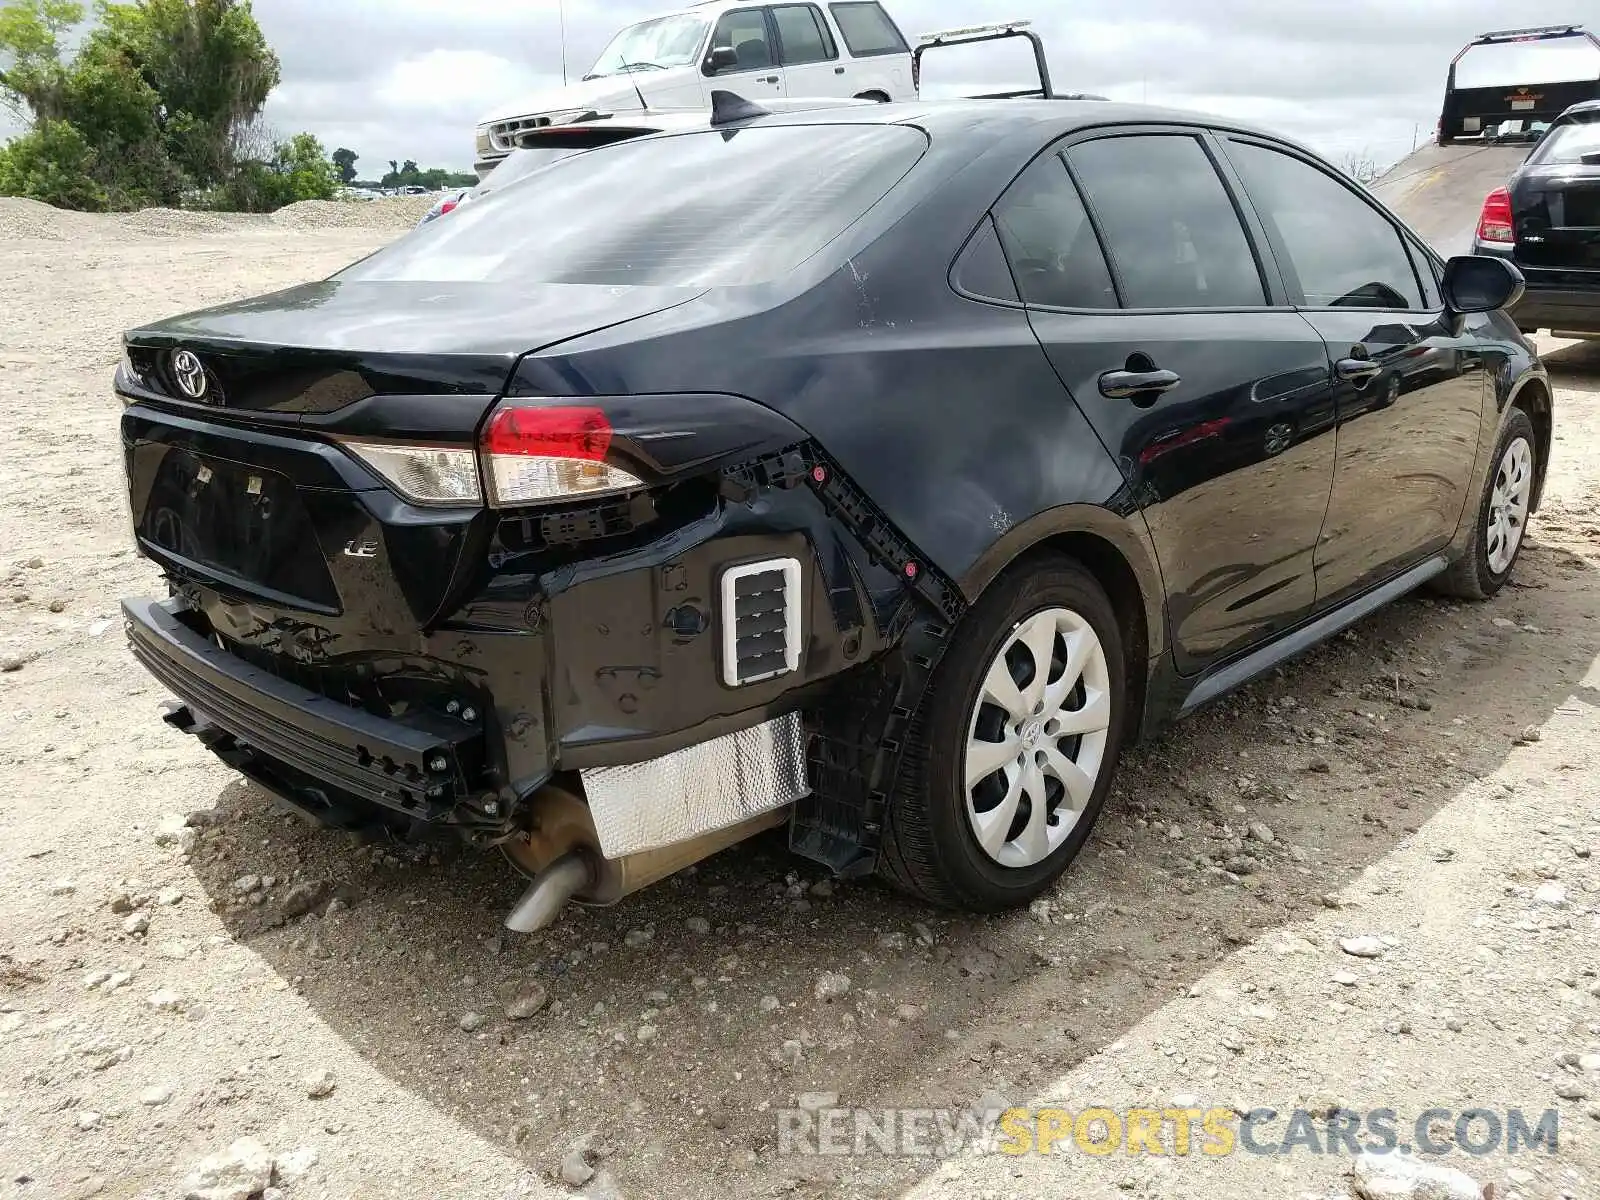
[1178,555,1449,716]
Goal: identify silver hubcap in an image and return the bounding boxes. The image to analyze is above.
[963,607,1112,870]
[1486,436,1534,576]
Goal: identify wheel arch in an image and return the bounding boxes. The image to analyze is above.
[854,90,891,102]
[958,506,1166,742]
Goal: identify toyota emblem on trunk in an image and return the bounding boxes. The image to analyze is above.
[171,350,208,400]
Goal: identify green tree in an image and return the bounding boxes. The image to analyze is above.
[330,145,356,184]
[0,0,283,210]
[0,116,105,208]
[201,128,338,211]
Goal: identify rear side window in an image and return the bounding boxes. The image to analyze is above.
[828,2,908,56]
[953,216,1019,303]
[339,125,928,288]
[992,154,1117,309]
[1226,140,1424,311]
[773,5,835,64]
[712,8,774,69]
[1067,134,1266,310]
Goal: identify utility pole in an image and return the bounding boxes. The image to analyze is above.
[559,0,569,86]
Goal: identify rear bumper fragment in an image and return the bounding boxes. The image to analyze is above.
[1510,286,1600,334]
[124,596,481,816]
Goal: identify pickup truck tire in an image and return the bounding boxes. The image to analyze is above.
[878,553,1126,912]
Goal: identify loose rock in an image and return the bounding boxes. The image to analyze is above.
[1248,822,1275,845]
[139,1084,173,1106]
[1350,1149,1481,1200]
[814,972,852,1002]
[121,911,150,936]
[147,989,184,1012]
[559,1149,596,1188]
[458,1012,487,1033]
[506,984,549,1021]
[304,1068,336,1099]
[1341,936,1386,959]
[182,1138,274,1200]
[684,916,711,936]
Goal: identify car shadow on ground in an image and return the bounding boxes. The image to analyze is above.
[181,531,1600,1199]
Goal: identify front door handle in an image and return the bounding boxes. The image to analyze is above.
[1335,357,1383,382]
[759,74,778,83]
[1099,368,1181,399]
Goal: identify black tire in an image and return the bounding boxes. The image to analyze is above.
[1433,408,1538,600]
[877,554,1127,911]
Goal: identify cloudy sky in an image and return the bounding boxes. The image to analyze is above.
[6,0,1600,178]
[252,0,1598,176]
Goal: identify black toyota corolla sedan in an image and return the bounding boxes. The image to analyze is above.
[116,98,1550,930]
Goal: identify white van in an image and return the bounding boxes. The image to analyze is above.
[473,1,915,175]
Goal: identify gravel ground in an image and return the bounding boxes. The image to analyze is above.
[0,200,1598,1200]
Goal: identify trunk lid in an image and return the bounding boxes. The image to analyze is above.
[1511,163,1600,272]
[123,279,706,416]
[121,279,705,632]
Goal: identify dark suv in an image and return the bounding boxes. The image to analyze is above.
[1474,98,1600,336]
[117,100,1549,931]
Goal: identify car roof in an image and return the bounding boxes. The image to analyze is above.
[1558,98,1600,118]
[716,97,1295,147]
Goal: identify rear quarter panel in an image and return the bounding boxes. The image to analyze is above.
[508,120,1168,652]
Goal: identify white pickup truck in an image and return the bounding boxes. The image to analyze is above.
[473,0,917,176]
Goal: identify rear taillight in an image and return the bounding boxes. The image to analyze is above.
[1477,187,1515,244]
[479,403,644,507]
[342,442,482,506]
[439,199,459,217]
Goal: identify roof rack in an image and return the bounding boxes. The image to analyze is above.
[912,19,1053,100]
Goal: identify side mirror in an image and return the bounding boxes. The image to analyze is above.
[1441,254,1525,316]
[705,45,738,74]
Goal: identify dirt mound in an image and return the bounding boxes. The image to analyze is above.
[117,207,263,238]
[270,195,433,231]
[0,195,97,241]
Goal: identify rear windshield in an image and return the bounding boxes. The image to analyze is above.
[1532,117,1600,165]
[1455,40,1600,89]
[342,124,927,288]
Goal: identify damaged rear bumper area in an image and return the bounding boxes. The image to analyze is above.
[122,422,957,923]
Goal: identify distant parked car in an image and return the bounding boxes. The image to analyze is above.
[472,0,915,175]
[1473,98,1600,336]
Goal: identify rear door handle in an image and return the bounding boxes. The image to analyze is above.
[834,66,845,74]
[1335,357,1383,382]
[1099,368,1181,399]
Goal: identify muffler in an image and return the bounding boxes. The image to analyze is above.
[500,780,789,932]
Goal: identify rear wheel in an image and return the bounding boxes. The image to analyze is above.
[1434,408,1538,600]
[878,555,1127,911]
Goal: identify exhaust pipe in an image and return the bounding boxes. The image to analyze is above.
[503,852,592,934]
[499,780,791,932]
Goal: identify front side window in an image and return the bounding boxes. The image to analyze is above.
[992,154,1117,309]
[1066,134,1266,310]
[711,9,774,70]
[828,2,909,56]
[339,125,928,289]
[773,5,834,64]
[1226,140,1424,310]
[586,14,709,78]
